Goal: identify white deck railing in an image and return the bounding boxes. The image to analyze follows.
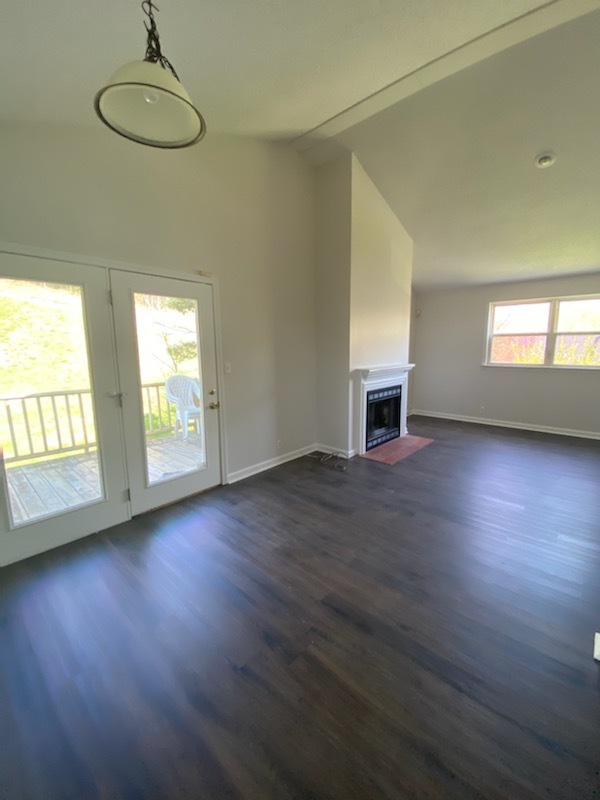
[0,383,174,464]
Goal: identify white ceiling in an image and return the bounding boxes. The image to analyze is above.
[329,7,600,289]
[2,0,600,288]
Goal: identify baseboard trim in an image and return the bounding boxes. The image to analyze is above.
[409,410,600,441]
[226,443,352,484]
[313,444,354,459]
[227,446,315,484]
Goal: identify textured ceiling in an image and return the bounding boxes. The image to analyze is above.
[329,9,600,288]
[0,0,572,137]
[2,0,600,288]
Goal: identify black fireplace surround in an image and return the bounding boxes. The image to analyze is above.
[366,385,401,450]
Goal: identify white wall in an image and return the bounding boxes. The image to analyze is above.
[411,273,600,436]
[350,155,413,369]
[0,122,317,476]
[314,154,352,452]
[314,154,414,453]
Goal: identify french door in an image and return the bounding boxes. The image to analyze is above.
[0,252,221,566]
[110,270,221,515]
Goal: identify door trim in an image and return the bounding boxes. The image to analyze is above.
[1,241,229,485]
[0,256,131,565]
[110,271,222,513]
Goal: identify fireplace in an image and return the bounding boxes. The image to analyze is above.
[366,385,401,450]
[352,364,414,456]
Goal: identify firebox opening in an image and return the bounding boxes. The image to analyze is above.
[366,386,401,451]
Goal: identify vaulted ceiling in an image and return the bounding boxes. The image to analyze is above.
[3,0,600,288]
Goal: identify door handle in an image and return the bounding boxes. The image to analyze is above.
[108,391,127,406]
[209,401,220,410]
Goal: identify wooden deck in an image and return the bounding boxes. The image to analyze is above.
[5,436,205,525]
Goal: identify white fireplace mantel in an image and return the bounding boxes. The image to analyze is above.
[355,364,415,382]
[352,364,415,455]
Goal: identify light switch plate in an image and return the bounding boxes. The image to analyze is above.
[594,632,600,662]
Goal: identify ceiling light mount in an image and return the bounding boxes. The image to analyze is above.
[141,0,179,80]
[94,0,206,149]
[534,151,556,169]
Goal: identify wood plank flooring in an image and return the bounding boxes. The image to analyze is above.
[5,436,204,524]
[1,417,599,799]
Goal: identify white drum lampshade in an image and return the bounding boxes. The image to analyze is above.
[95,60,205,148]
[94,1,206,149]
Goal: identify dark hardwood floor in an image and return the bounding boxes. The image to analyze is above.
[1,416,599,800]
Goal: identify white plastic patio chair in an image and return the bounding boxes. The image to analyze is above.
[165,375,202,440]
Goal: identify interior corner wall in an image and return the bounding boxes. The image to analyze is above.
[349,156,413,371]
[411,273,600,436]
[314,154,352,453]
[313,153,414,454]
[0,122,317,477]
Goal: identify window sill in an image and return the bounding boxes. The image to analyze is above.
[482,363,600,370]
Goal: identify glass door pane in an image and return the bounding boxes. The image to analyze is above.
[0,278,103,526]
[110,270,221,517]
[132,292,206,485]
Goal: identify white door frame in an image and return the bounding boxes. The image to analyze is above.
[110,270,222,514]
[0,242,229,485]
[0,242,228,565]
[0,254,130,564]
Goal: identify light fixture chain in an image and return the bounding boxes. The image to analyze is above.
[141,0,180,81]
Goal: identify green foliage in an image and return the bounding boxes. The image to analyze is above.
[166,340,198,372]
[163,297,196,313]
[1,282,201,464]
[143,410,172,435]
[0,286,91,395]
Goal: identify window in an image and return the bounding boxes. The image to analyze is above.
[486,295,600,367]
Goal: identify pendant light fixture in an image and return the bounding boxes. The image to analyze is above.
[94,1,206,149]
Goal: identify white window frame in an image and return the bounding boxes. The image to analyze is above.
[485,293,600,369]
